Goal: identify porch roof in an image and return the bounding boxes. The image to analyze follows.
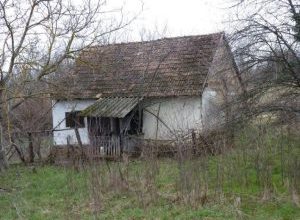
[81,97,141,118]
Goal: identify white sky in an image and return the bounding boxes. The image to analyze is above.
[111,0,234,40]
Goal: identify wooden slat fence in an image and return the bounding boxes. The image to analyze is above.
[87,135,122,158]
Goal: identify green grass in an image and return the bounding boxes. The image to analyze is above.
[0,158,299,220]
[0,128,299,219]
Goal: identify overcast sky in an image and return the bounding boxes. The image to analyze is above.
[111,0,234,40]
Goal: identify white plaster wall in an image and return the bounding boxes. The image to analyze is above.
[201,37,238,131]
[202,88,223,130]
[52,99,96,145]
[143,97,202,140]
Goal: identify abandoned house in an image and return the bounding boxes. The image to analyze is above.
[51,32,241,158]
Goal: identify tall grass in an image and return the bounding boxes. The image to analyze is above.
[0,124,299,219]
[78,124,300,218]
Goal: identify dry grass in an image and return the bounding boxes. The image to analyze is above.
[0,126,299,219]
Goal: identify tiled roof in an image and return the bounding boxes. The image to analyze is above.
[56,32,223,99]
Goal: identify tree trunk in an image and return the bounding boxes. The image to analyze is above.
[13,142,26,164]
[0,126,8,171]
[0,150,8,171]
[28,132,34,163]
[74,127,84,158]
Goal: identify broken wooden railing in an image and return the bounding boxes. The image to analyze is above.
[87,135,122,159]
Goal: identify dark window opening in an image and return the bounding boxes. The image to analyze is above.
[87,117,121,136]
[65,111,85,128]
[100,117,111,135]
[128,109,143,135]
[111,118,120,135]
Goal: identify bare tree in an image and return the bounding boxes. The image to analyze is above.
[228,0,300,124]
[9,77,52,163]
[0,0,141,170]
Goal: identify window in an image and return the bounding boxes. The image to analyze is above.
[128,109,143,135]
[65,111,85,128]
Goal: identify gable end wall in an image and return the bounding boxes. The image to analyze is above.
[202,37,241,130]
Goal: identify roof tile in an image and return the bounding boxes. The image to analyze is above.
[55,33,223,99]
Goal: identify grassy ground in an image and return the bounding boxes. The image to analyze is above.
[1,127,299,219]
[0,158,299,220]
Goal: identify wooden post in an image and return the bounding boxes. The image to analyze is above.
[74,127,84,159]
[74,127,83,148]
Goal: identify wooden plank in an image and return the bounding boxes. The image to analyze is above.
[87,135,123,159]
